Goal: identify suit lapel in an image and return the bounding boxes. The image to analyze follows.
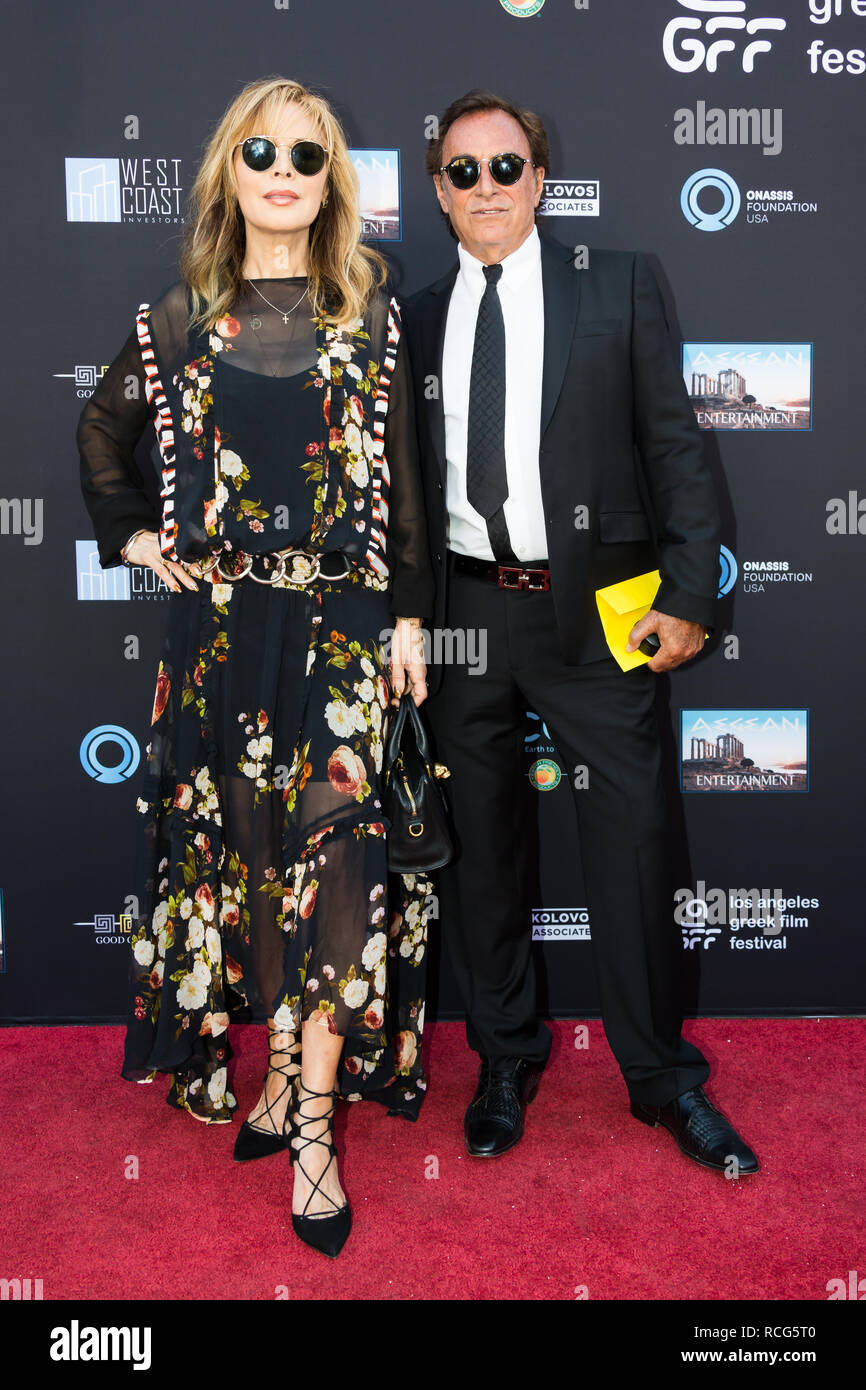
[420,263,458,484]
[539,235,582,440]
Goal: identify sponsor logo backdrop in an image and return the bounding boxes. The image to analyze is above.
[1,0,862,1022]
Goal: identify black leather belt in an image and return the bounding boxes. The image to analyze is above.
[450,549,551,591]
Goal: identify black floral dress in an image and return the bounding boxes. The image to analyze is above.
[77,277,435,1124]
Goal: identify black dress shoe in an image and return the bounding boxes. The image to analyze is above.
[464,1055,542,1158]
[631,1085,759,1175]
[233,1032,300,1163]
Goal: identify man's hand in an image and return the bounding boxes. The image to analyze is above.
[626,608,706,672]
[389,617,428,706]
[124,530,201,593]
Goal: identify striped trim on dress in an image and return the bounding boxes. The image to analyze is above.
[135,303,178,559]
[364,297,400,580]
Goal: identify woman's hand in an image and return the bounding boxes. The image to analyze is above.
[389,617,427,707]
[123,530,202,593]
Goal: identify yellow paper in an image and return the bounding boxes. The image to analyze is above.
[595,569,661,672]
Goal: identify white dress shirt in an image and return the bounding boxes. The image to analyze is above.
[441,224,547,562]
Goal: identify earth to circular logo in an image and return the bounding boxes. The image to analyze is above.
[500,0,546,16]
[529,757,561,790]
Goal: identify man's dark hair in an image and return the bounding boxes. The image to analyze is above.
[425,90,550,240]
[425,89,552,180]
[428,90,556,241]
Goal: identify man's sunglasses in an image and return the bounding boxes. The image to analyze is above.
[237,136,327,176]
[439,152,538,190]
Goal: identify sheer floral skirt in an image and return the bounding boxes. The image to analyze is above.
[121,568,432,1123]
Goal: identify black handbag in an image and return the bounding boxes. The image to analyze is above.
[382,695,455,873]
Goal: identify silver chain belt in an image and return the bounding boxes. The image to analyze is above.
[197,547,352,587]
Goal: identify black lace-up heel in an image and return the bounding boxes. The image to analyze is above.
[286,1081,352,1258]
[232,1030,300,1162]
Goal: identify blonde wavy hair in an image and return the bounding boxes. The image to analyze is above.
[180,76,386,331]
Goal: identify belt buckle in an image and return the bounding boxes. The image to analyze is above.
[524,568,550,592]
[497,565,523,590]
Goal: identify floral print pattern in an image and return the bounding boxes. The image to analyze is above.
[122,303,431,1126]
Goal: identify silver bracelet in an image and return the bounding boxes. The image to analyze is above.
[120,528,149,566]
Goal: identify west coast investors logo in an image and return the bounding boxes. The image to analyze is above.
[681,709,809,793]
[531,909,590,941]
[682,343,813,431]
[65,156,183,223]
[680,169,818,231]
[663,2,786,74]
[76,539,170,601]
[538,179,599,217]
[349,149,401,242]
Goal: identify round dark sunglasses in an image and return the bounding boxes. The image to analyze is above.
[439,152,538,190]
[237,136,327,177]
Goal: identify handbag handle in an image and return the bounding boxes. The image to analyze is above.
[383,692,434,777]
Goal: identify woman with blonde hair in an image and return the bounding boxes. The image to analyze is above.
[78,76,433,1258]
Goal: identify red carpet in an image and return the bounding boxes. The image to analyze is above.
[1,1019,863,1301]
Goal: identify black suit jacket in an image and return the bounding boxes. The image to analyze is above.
[403,234,721,695]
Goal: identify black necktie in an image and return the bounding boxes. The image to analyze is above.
[466,263,508,521]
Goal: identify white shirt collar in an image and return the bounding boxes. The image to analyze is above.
[457,224,541,294]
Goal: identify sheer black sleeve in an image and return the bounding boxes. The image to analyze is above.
[77,323,159,568]
[384,324,435,622]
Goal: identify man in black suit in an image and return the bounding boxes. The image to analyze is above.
[402,90,757,1173]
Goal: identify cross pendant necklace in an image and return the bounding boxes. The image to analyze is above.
[246,278,309,323]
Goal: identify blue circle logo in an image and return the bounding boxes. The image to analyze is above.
[681,169,741,232]
[718,544,737,597]
[80,725,141,783]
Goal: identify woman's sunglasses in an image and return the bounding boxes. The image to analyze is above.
[237,136,327,177]
[439,152,538,191]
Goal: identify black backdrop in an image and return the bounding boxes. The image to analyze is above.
[1,0,863,1024]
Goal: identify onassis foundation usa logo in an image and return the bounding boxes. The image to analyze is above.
[682,343,813,431]
[681,709,809,793]
[349,149,401,242]
[680,169,818,231]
